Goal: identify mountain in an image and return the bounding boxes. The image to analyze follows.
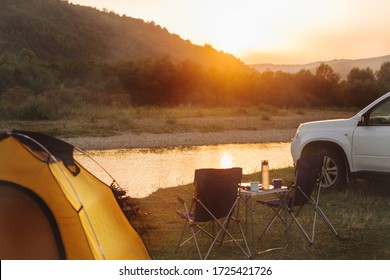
[1,0,387,76]
[249,55,390,79]
[0,0,243,68]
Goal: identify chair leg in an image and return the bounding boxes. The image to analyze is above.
[203,214,252,259]
[175,219,189,253]
[237,220,252,258]
[258,210,279,241]
[291,186,338,243]
[289,204,338,244]
[218,218,231,247]
[204,222,251,259]
[314,205,339,237]
[289,211,314,243]
[190,225,203,259]
[176,218,217,260]
[258,205,287,241]
[305,191,338,241]
[255,206,290,255]
[175,223,203,258]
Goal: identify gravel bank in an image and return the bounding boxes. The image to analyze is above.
[66,129,295,150]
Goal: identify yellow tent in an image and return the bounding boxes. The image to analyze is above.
[0,130,151,260]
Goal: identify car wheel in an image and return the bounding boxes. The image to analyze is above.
[302,147,345,189]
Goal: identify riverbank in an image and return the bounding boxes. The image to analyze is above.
[0,106,355,150]
[65,107,352,150]
[66,129,296,150]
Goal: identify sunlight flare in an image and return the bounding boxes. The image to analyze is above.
[220,152,233,168]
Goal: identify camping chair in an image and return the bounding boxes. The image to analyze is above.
[257,155,339,244]
[175,168,251,259]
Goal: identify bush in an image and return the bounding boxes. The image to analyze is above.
[17,95,52,120]
[0,87,84,120]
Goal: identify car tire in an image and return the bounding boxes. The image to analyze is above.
[302,147,345,189]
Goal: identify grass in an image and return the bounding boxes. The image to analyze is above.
[0,104,355,137]
[3,103,383,260]
[133,167,390,260]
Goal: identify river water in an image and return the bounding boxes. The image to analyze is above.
[75,142,293,198]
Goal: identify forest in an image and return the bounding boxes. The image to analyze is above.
[1,1,390,120]
[1,48,390,121]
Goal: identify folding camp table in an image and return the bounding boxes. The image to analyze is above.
[239,184,289,254]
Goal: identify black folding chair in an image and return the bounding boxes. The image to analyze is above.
[257,155,339,244]
[175,168,251,259]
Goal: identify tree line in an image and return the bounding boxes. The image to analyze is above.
[1,48,390,120]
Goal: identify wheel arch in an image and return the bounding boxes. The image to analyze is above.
[301,141,351,174]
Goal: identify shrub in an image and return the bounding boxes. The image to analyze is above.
[17,95,52,120]
[0,87,84,120]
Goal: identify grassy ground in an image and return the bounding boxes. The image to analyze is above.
[0,105,356,137]
[133,167,390,260]
[3,104,385,260]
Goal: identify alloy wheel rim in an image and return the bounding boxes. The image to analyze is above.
[321,156,338,188]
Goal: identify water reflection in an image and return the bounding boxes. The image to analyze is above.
[220,152,233,168]
[75,142,293,198]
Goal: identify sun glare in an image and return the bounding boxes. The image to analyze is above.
[220,152,233,169]
[70,0,390,64]
[195,0,299,55]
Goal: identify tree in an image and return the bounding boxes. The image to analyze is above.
[344,67,380,107]
[0,49,54,94]
[294,69,316,106]
[13,49,54,93]
[348,67,375,82]
[0,52,17,92]
[174,60,205,104]
[315,63,341,84]
[376,61,390,93]
[312,63,341,105]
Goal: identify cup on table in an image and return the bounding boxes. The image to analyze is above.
[273,179,282,189]
[250,182,259,192]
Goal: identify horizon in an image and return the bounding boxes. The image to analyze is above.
[249,53,390,66]
[69,0,390,65]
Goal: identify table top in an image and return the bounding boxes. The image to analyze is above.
[239,183,288,196]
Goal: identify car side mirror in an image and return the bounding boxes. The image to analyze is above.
[358,113,370,126]
[358,114,367,126]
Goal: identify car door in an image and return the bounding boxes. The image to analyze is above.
[352,97,390,172]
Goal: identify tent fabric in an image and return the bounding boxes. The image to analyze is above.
[0,182,65,260]
[0,131,151,260]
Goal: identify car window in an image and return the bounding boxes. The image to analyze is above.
[368,98,390,125]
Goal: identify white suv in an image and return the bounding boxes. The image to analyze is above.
[291,92,390,188]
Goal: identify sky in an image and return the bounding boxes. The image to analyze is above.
[69,0,390,64]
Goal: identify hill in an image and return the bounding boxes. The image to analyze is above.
[250,54,390,79]
[0,0,243,68]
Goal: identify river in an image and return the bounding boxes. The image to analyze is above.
[75,142,293,198]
